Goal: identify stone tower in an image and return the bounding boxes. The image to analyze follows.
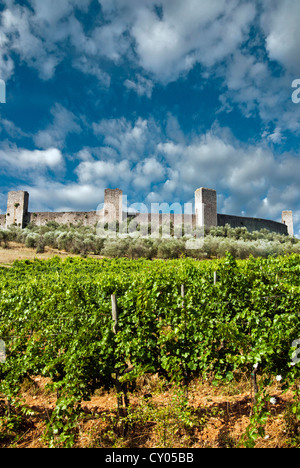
[195,187,217,228]
[282,210,294,237]
[103,188,123,224]
[6,191,29,228]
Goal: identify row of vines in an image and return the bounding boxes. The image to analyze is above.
[0,252,300,446]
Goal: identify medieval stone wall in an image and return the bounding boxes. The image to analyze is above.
[195,188,217,228]
[128,212,195,227]
[217,214,288,235]
[282,211,293,236]
[6,191,29,228]
[28,210,101,227]
[0,188,293,237]
[103,189,123,224]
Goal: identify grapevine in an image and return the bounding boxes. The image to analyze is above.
[0,253,299,446]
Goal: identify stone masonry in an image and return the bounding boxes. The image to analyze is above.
[102,188,123,224]
[195,187,217,228]
[1,187,293,236]
[282,211,294,237]
[6,191,29,229]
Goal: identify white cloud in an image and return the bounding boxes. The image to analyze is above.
[92,117,161,161]
[4,115,299,228]
[29,0,90,26]
[22,179,105,212]
[72,56,111,86]
[0,0,299,137]
[0,117,29,139]
[85,115,300,223]
[76,159,131,185]
[132,157,165,189]
[157,129,300,220]
[261,0,300,73]
[0,0,257,85]
[124,74,154,98]
[0,146,64,174]
[262,127,285,144]
[1,0,300,230]
[1,4,60,80]
[0,192,7,214]
[75,154,165,192]
[34,104,81,150]
[217,47,300,132]
[131,0,256,82]
[0,0,99,81]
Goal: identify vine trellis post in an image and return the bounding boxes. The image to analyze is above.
[111,294,128,436]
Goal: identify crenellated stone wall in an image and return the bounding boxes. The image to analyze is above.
[0,187,293,236]
[217,214,288,235]
[103,188,123,224]
[6,191,29,228]
[28,210,101,227]
[195,187,217,228]
[282,211,293,237]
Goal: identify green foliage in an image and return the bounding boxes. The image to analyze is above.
[1,222,299,260]
[240,389,271,448]
[124,387,201,447]
[0,252,300,446]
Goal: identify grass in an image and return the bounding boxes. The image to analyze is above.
[0,242,87,265]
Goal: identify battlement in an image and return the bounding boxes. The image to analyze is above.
[2,187,293,236]
[6,191,29,229]
[195,187,217,228]
[103,188,123,224]
[282,211,294,237]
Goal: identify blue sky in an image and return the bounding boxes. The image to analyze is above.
[1,0,300,233]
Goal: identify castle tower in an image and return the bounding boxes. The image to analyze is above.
[282,210,294,237]
[195,188,217,228]
[6,191,29,228]
[103,189,123,224]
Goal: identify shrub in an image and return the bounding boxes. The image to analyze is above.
[0,230,8,248]
[101,238,131,258]
[36,236,46,254]
[127,238,155,259]
[156,238,186,259]
[25,233,39,249]
[2,221,299,260]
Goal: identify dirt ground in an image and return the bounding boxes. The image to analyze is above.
[0,242,74,265]
[0,242,94,266]
[0,375,298,448]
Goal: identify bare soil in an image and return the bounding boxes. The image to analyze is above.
[0,242,75,265]
[0,375,298,448]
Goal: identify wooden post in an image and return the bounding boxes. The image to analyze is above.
[181,284,185,308]
[251,366,259,406]
[214,271,217,285]
[111,294,128,436]
[181,284,188,395]
[111,294,118,334]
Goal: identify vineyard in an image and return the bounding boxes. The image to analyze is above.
[0,252,300,448]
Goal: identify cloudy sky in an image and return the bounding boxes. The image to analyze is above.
[1,0,300,233]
